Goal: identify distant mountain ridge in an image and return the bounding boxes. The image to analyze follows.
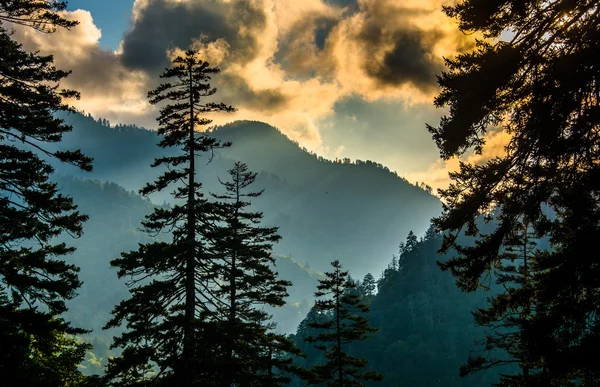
[49,112,442,276]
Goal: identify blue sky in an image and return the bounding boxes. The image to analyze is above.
[67,0,134,49]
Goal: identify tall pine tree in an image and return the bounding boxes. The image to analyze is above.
[104,50,234,386]
[304,260,383,386]
[208,161,302,386]
[0,1,94,385]
[429,0,600,384]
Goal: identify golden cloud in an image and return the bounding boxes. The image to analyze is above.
[406,129,512,193]
[11,10,152,126]
[8,0,477,155]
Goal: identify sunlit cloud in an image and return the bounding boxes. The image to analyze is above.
[11,10,152,126]
[8,0,480,180]
[406,129,512,193]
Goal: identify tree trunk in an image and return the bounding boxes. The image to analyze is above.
[226,168,240,386]
[522,224,529,384]
[183,61,196,383]
[336,269,343,387]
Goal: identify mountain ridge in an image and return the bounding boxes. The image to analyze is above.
[49,112,442,276]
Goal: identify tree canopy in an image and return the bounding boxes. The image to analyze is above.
[105,50,234,386]
[0,1,94,385]
[429,0,600,384]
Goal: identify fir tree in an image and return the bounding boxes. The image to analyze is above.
[304,260,383,386]
[208,161,302,386]
[405,231,418,253]
[104,50,234,386]
[429,0,600,384]
[359,273,376,297]
[0,1,93,385]
[424,224,438,241]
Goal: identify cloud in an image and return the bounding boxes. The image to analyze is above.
[8,0,477,155]
[361,28,444,91]
[120,0,267,73]
[11,10,152,126]
[406,129,512,193]
[319,96,442,173]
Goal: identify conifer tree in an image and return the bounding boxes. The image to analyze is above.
[359,273,376,297]
[304,260,383,386]
[0,1,94,385]
[459,221,545,386]
[208,161,302,386]
[104,50,234,386]
[429,0,600,384]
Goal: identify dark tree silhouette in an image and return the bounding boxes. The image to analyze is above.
[0,1,94,385]
[459,222,545,386]
[429,0,600,385]
[208,161,302,386]
[304,260,383,386]
[359,273,376,297]
[105,50,234,386]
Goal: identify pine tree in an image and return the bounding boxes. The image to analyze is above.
[104,50,234,386]
[304,260,383,386]
[405,231,418,253]
[208,161,302,386]
[0,2,94,385]
[359,273,376,297]
[459,221,546,386]
[424,224,438,241]
[429,0,600,384]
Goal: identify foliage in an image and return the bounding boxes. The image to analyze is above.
[104,50,234,386]
[206,161,303,386]
[0,2,93,385]
[293,229,503,387]
[459,222,545,386]
[358,273,376,297]
[428,0,600,384]
[302,260,383,386]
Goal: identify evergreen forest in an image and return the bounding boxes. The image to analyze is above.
[1,1,599,386]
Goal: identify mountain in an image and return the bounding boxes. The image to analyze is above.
[49,113,442,276]
[290,232,502,387]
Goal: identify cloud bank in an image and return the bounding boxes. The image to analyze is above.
[11,0,480,188]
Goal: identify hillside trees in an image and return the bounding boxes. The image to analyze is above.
[104,50,234,386]
[429,0,600,384]
[0,1,94,385]
[459,222,544,386]
[303,260,383,386]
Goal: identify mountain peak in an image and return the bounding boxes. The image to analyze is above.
[50,112,441,275]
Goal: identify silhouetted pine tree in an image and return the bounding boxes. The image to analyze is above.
[429,0,600,384]
[208,161,302,386]
[0,2,94,385]
[304,260,383,386]
[104,50,234,386]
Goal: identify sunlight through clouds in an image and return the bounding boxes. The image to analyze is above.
[9,0,483,188]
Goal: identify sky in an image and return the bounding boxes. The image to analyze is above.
[12,0,509,191]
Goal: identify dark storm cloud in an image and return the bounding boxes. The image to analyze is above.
[119,0,266,73]
[359,20,445,91]
[218,73,289,113]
